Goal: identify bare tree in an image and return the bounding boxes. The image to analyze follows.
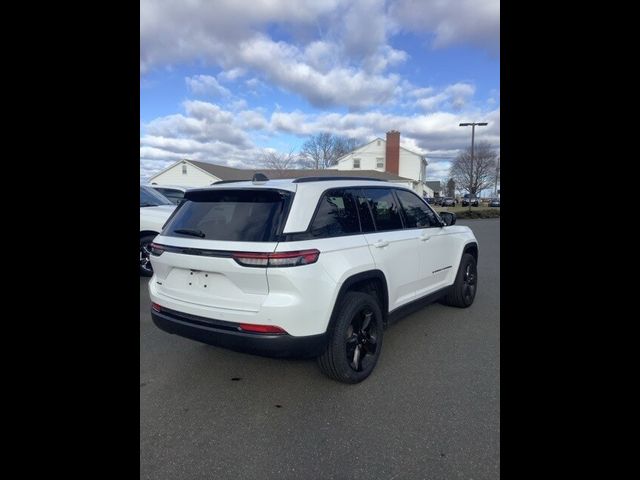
[299,133,358,169]
[449,141,498,197]
[259,149,298,171]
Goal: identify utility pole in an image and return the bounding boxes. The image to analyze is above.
[459,122,488,210]
[494,156,500,196]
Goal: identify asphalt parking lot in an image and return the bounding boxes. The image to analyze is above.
[140,219,500,480]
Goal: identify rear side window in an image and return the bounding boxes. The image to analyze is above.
[162,189,292,242]
[395,189,439,228]
[309,189,360,238]
[360,188,403,232]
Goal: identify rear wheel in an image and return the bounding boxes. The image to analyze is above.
[441,253,477,308]
[140,234,156,277]
[317,292,384,384]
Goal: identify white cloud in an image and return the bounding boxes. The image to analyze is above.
[389,0,500,54]
[217,68,246,82]
[414,82,476,111]
[185,75,231,97]
[140,1,409,108]
[228,99,248,111]
[140,1,499,181]
[140,0,347,73]
[264,107,500,153]
[140,97,500,180]
[233,35,401,109]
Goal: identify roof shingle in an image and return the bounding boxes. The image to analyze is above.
[187,159,415,183]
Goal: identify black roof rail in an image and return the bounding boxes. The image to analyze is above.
[210,179,251,185]
[292,176,388,183]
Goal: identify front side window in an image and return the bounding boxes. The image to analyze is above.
[360,188,403,232]
[394,189,439,228]
[309,189,360,238]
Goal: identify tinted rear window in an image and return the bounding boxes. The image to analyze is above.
[162,189,292,242]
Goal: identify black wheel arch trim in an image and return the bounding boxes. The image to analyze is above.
[326,270,390,334]
[463,241,479,260]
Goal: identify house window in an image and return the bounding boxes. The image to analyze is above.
[377,140,381,146]
[182,164,187,174]
[353,158,361,169]
[376,157,384,169]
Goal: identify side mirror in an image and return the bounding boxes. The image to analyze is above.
[440,212,456,226]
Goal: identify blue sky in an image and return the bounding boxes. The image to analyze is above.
[140,0,500,182]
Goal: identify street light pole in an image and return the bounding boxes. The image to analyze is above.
[494,156,500,196]
[459,122,488,211]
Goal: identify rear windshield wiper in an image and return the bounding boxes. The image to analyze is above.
[173,228,206,238]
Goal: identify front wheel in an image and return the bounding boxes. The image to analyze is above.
[140,234,156,277]
[441,253,477,308]
[317,292,384,384]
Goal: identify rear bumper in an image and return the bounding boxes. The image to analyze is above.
[151,306,327,358]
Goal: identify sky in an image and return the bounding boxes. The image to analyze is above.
[140,0,500,182]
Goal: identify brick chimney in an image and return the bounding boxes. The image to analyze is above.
[385,130,400,175]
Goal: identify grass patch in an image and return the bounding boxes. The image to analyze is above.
[434,205,500,219]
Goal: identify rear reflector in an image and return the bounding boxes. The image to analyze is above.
[238,323,287,334]
[232,249,320,268]
[151,302,162,312]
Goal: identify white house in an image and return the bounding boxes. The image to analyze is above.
[329,130,433,197]
[147,160,250,187]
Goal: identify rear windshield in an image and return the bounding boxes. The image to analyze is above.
[161,189,292,242]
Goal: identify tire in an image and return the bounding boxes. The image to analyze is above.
[140,234,156,277]
[317,291,384,384]
[441,253,478,308]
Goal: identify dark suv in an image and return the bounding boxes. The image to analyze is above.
[461,194,479,207]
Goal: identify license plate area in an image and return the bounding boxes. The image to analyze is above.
[185,269,216,291]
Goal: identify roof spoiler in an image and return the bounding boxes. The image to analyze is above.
[210,179,250,185]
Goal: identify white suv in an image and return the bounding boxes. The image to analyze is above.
[140,186,176,276]
[148,176,478,383]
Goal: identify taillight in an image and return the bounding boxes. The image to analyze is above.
[151,302,162,312]
[232,249,320,268]
[238,323,287,334]
[150,243,165,256]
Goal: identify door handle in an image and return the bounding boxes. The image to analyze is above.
[420,234,431,242]
[373,240,389,248]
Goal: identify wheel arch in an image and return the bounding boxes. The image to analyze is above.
[462,241,479,262]
[326,270,390,334]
